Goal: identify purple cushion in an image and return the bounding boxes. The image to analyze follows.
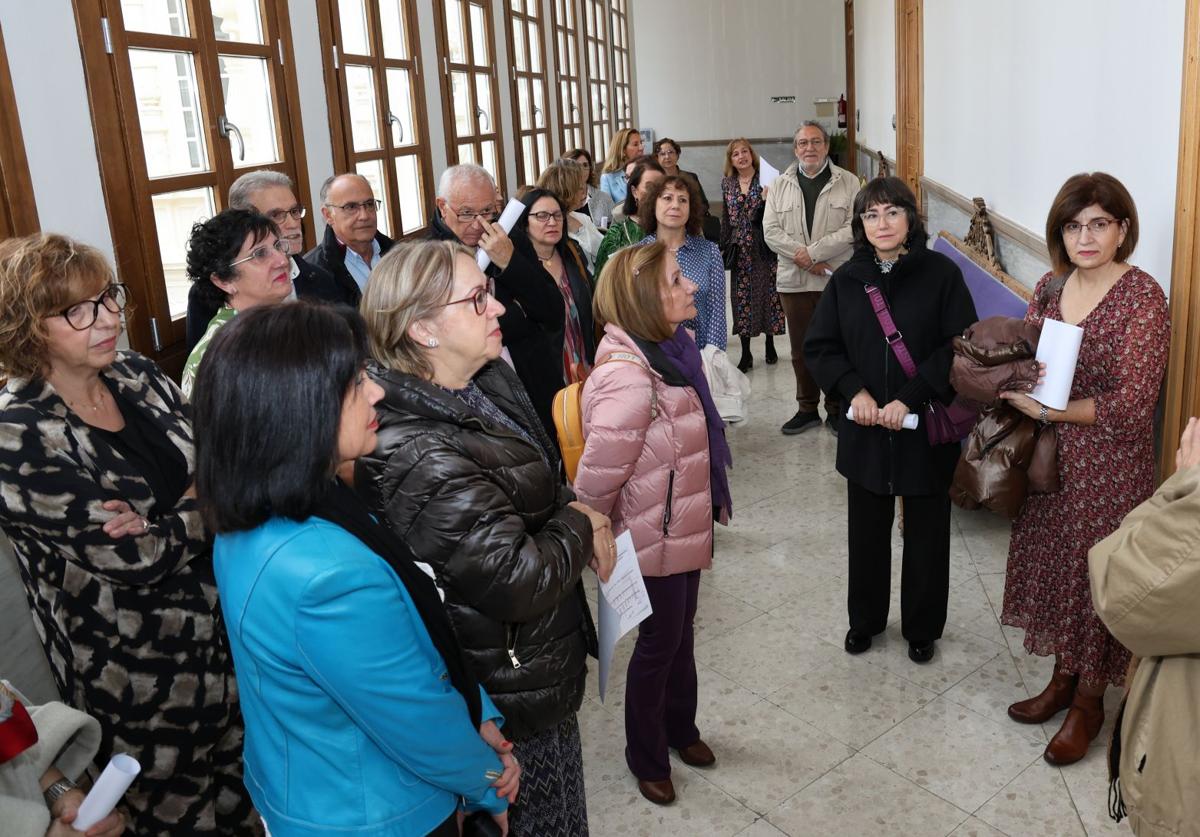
[932,236,1029,320]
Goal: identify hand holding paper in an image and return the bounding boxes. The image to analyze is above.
[1030,318,1084,410]
[476,198,526,272]
[847,406,919,429]
[596,531,652,702]
[73,753,139,831]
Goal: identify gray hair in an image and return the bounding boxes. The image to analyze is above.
[793,120,830,145]
[319,173,371,204]
[229,170,295,210]
[437,164,495,200]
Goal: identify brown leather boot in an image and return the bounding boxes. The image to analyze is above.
[1043,691,1105,765]
[1008,664,1078,724]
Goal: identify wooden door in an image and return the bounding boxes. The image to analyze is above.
[843,0,856,175]
[895,0,922,199]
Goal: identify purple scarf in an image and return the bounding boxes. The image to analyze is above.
[658,326,733,520]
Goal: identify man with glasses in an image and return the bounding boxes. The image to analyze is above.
[304,173,396,307]
[185,170,346,349]
[764,120,861,436]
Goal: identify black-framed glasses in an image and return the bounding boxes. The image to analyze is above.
[265,205,307,224]
[326,198,381,214]
[229,238,292,269]
[439,277,496,316]
[1062,217,1118,238]
[448,204,499,224]
[56,283,128,331]
[528,210,564,224]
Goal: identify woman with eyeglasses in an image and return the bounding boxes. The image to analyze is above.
[564,148,615,229]
[355,240,614,836]
[653,138,711,217]
[181,208,294,397]
[0,234,258,835]
[598,128,645,204]
[999,172,1169,766]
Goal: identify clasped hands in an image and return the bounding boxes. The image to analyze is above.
[850,390,910,431]
[568,501,616,583]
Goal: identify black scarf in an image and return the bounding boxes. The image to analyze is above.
[310,479,483,728]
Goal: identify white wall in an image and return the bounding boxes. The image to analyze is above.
[631,0,846,141]
[853,0,895,159]
[924,0,1185,288]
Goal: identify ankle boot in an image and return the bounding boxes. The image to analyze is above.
[765,337,778,364]
[1043,691,1105,765]
[1008,664,1078,724]
[737,336,753,372]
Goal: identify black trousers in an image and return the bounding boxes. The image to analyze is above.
[846,480,951,643]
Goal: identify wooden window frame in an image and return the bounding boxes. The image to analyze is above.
[608,0,632,130]
[0,21,38,238]
[505,0,552,186]
[550,0,585,155]
[580,0,612,159]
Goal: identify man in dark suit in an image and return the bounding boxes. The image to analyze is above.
[303,173,396,308]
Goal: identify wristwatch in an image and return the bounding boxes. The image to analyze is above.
[1038,404,1050,423]
[43,777,78,808]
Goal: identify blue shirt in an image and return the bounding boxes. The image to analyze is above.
[344,237,382,291]
[639,233,728,350]
[599,170,629,204]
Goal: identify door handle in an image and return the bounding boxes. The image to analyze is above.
[387,111,404,143]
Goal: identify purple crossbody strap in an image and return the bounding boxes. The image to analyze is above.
[864,284,919,379]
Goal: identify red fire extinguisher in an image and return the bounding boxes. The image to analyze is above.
[837,95,847,129]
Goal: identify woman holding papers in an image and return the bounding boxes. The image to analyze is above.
[354,241,614,836]
[804,176,977,666]
[574,242,734,806]
[999,172,1169,766]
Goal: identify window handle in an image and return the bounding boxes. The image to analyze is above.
[387,111,404,143]
[533,105,543,127]
[218,115,245,162]
[475,107,490,131]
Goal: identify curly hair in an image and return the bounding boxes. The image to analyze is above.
[638,174,703,237]
[0,233,114,380]
[186,208,278,310]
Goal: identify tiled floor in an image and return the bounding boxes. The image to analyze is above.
[578,334,1129,837]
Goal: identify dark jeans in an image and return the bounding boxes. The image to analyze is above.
[624,570,701,781]
[427,811,459,836]
[779,290,840,416]
[846,480,951,644]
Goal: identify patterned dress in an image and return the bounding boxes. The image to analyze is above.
[0,352,258,835]
[1002,268,1169,686]
[721,175,785,337]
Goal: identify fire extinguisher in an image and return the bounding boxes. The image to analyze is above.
[837,95,847,129]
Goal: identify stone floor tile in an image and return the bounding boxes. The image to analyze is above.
[867,623,1005,695]
[948,817,1009,837]
[694,582,766,647]
[695,610,844,696]
[734,818,789,836]
[586,764,759,837]
[976,759,1087,837]
[1059,749,1129,836]
[942,647,1030,725]
[705,543,838,612]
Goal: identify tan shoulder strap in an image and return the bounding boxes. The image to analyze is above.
[597,351,658,418]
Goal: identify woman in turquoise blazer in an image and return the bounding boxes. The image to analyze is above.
[193,302,518,837]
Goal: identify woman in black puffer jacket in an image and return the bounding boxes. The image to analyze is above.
[354,239,616,837]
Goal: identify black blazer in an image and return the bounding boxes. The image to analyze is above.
[302,224,396,309]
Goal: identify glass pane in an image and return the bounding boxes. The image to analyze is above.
[458,142,477,165]
[528,21,541,72]
[538,134,550,171]
[568,34,577,76]
[152,187,215,318]
[469,2,489,65]
[510,0,523,12]
[120,0,189,36]
[517,79,530,129]
[346,64,381,151]
[445,0,466,63]
[451,71,472,136]
[396,155,425,233]
[380,0,410,59]
[355,158,391,238]
[219,55,280,165]
[521,136,534,184]
[475,75,493,134]
[532,78,545,128]
[512,16,526,72]
[129,49,209,178]
[210,0,263,43]
[480,141,498,183]
[386,68,416,147]
[340,0,371,55]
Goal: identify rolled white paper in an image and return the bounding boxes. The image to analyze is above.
[475,198,527,272]
[1030,318,1084,411]
[846,407,919,430]
[73,753,140,831]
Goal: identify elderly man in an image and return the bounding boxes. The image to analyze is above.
[184,170,345,349]
[764,120,861,436]
[304,173,395,306]
[429,163,566,438]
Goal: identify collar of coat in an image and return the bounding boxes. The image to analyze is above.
[778,159,852,194]
[843,236,931,285]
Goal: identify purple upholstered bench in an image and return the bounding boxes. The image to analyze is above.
[932,233,1030,320]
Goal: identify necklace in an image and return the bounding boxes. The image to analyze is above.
[64,389,108,412]
[875,254,899,274]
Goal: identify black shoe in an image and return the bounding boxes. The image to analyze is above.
[908,641,936,663]
[765,340,778,365]
[844,629,872,654]
[737,353,753,373]
[781,410,821,435]
[825,414,839,437]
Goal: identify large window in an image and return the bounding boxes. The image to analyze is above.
[580,0,612,159]
[76,0,310,371]
[609,0,632,130]
[319,0,435,238]
[550,0,584,154]
[433,0,506,191]
[506,0,551,186]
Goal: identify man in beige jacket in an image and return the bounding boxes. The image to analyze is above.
[764,121,860,435]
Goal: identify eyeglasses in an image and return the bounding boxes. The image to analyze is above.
[326,198,381,214]
[860,207,906,226]
[56,284,128,331]
[656,148,678,157]
[795,139,826,149]
[528,210,564,224]
[229,238,292,269]
[448,204,499,224]
[1062,217,1118,238]
[439,277,496,316]
[265,205,307,224]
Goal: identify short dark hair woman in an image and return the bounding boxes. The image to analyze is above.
[194,303,519,837]
[804,176,978,664]
[654,136,711,215]
[564,147,615,228]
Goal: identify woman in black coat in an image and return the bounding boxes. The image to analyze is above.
[354,239,617,836]
[804,177,977,664]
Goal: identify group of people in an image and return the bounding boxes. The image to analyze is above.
[0,116,1194,837]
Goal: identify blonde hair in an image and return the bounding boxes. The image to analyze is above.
[593,241,673,342]
[601,128,642,174]
[536,159,588,207]
[0,233,115,380]
[722,137,760,178]
[359,239,472,380]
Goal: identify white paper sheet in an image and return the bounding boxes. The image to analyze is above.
[846,407,919,429]
[74,753,140,830]
[1030,318,1084,411]
[758,157,781,190]
[596,530,652,702]
[476,197,527,272]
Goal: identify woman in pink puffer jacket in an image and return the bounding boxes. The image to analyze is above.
[574,241,733,807]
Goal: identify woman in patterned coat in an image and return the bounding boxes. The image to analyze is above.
[0,234,257,834]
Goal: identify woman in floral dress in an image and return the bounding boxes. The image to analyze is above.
[999,173,1169,766]
[720,138,784,372]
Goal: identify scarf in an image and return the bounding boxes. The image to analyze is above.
[310,479,484,728]
[651,326,733,520]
